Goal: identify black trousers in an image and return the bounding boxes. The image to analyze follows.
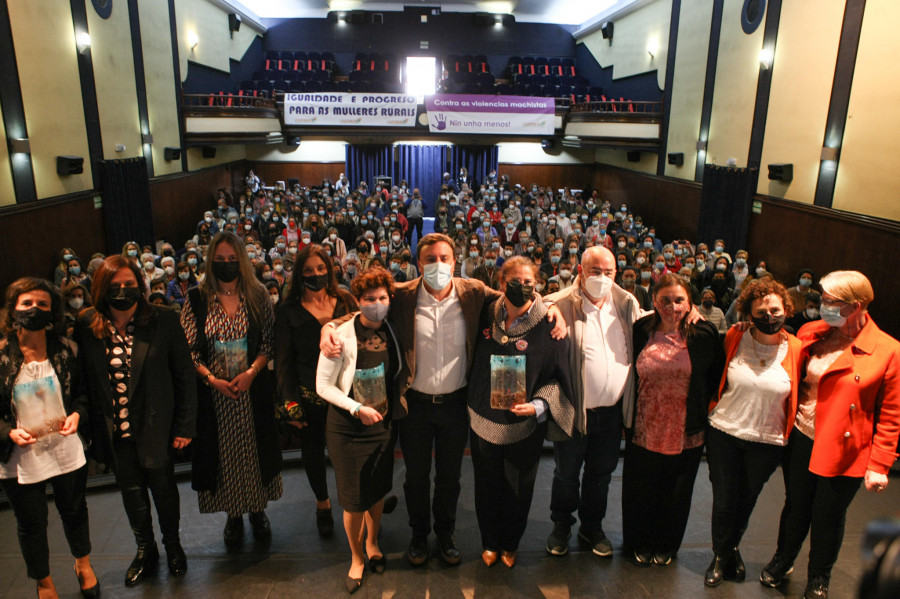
[398,392,469,537]
[471,422,547,552]
[622,441,703,555]
[0,465,91,580]
[706,426,784,554]
[113,439,181,548]
[300,401,330,502]
[776,427,862,579]
[550,403,622,532]
[406,218,424,245]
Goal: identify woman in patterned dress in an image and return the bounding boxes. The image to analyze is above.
[623,273,724,566]
[181,232,283,547]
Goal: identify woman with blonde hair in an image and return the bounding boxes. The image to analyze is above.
[180,232,283,548]
[760,270,900,599]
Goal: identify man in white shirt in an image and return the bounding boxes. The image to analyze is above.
[543,246,641,558]
[322,233,566,566]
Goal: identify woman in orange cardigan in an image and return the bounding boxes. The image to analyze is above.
[704,279,803,588]
[760,271,900,599]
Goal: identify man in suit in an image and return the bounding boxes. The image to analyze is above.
[76,256,196,587]
[322,233,566,566]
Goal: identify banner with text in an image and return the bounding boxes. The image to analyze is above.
[284,93,418,127]
[425,95,555,135]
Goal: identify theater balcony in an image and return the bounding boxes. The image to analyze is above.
[182,93,284,145]
[562,100,663,151]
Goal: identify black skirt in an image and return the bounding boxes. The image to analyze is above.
[326,403,395,512]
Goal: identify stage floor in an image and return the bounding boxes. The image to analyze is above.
[1,452,896,598]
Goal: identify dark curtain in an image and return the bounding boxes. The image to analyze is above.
[449,145,499,191]
[345,144,394,192]
[697,164,757,251]
[99,158,155,254]
[396,144,449,216]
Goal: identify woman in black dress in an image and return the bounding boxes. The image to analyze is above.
[316,267,402,594]
[274,244,358,536]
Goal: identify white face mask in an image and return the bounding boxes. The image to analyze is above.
[819,304,848,327]
[68,297,84,310]
[580,268,613,298]
[423,261,453,290]
[806,307,820,320]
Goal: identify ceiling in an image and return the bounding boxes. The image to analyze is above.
[228,0,628,26]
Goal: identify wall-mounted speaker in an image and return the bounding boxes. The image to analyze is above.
[768,163,793,182]
[474,12,494,26]
[627,151,641,162]
[202,146,216,159]
[56,155,83,176]
[350,10,366,24]
[228,13,242,33]
[163,147,181,161]
[372,13,383,24]
[601,21,614,42]
[667,152,684,166]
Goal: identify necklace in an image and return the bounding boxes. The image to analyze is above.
[217,287,236,296]
[749,331,777,366]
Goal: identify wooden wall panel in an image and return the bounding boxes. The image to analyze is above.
[150,162,245,247]
[499,163,594,194]
[0,194,106,294]
[249,162,346,188]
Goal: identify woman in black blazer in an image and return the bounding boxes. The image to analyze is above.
[76,256,197,587]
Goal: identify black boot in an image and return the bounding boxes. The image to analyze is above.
[760,553,794,588]
[249,511,271,539]
[224,515,244,546]
[705,553,728,587]
[165,542,187,577]
[125,544,159,586]
[728,547,746,581]
[804,575,829,599]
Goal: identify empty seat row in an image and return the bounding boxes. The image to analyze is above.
[447,71,495,87]
[352,53,398,72]
[508,56,577,77]
[444,54,491,74]
[264,51,335,72]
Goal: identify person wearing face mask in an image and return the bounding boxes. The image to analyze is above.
[1,278,100,599]
[661,244,682,273]
[62,257,90,291]
[785,290,822,333]
[180,233,283,550]
[467,257,576,568]
[461,239,483,280]
[472,248,501,290]
[315,267,403,593]
[543,246,645,560]
[270,257,288,289]
[275,245,359,542]
[760,271,900,599]
[624,274,724,566]
[704,256,736,292]
[122,242,141,265]
[197,211,221,238]
[619,265,652,312]
[55,248,78,286]
[404,190,426,246]
[711,239,732,264]
[638,263,655,296]
[166,262,198,307]
[704,279,802,588]
[731,250,750,289]
[698,288,728,334]
[320,233,568,568]
[76,257,196,587]
[325,227,347,263]
[140,253,164,292]
[62,283,91,338]
[556,259,576,290]
[787,268,817,317]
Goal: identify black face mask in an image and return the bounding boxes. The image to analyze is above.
[702,299,715,308]
[303,274,329,292]
[106,287,142,311]
[752,314,786,335]
[357,246,368,254]
[212,261,241,283]
[13,307,53,331]
[505,280,534,308]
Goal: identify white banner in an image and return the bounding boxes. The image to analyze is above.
[425,95,555,135]
[284,93,418,127]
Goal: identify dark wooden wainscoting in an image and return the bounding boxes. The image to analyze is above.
[249,162,346,188]
[0,193,106,294]
[150,162,246,247]
[500,163,595,195]
[591,164,900,338]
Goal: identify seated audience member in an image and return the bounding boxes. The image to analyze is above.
[621,266,652,312]
[787,269,816,316]
[698,287,728,334]
[785,290,822,333]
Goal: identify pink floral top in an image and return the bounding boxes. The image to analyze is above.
[634,330,704,454]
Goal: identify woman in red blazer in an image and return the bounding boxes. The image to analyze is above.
[760,271,900,599]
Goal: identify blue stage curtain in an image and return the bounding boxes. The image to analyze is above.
[449,145,499,191]
[345,144,394,192]
[396,144,449,216]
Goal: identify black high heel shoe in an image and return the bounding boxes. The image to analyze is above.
[74,565,101,598]
[369,554,386,574]
[344,576,363,594]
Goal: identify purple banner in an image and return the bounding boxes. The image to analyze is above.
[425,94,555,135]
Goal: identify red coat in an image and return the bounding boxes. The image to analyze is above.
[798,317,900,477]
[710,327,804,440]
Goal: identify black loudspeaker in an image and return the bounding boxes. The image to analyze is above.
[163,147,181,161]
[372,13,383,24]
[601,21,614,41]
[350,10,366,24]
[56,155,83,176]
[474,12,494,26]
[627,151,641,162]
[541,139,556,151]
[228,13,242,32]
[768,163,793,182]
[667,152,684,166]
[202,146,216,159]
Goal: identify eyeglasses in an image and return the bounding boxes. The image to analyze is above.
[820,297,848,308]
